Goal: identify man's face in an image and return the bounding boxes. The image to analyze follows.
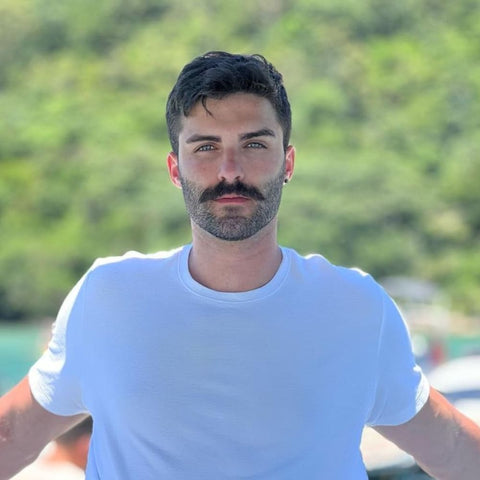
[167,93,295,241]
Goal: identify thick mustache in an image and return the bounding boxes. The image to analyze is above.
[199,181,265,203]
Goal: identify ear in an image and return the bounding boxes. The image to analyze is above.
[284,145,295,182]
[167,152,182,189]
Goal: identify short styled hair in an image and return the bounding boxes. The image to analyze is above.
[166,51,292,154]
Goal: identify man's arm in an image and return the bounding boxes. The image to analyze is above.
[376,386,480,480]
[0,376,86,480]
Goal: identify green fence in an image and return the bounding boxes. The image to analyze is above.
[0,323,45,394]
[446,335,480,358]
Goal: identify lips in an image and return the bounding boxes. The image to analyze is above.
[214,195,250,204]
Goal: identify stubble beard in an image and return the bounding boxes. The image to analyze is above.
[179,169,285,241]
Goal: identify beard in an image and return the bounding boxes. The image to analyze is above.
[179,168,285,241]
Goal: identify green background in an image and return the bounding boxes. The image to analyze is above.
[1,0,480,327]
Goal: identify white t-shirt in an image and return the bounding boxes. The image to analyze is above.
[10,443,85,480]
[11,462,84,480]
[29,245,429,479]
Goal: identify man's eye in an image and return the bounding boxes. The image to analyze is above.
[197,144,215,152]
[246,142,266,149]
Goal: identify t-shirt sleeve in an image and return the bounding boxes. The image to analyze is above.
[366,288,430,426]
[29,273,89,416]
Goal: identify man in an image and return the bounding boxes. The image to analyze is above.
[1,51,480,479]
[10,417,92,480]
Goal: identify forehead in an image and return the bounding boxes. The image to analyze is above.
[179,93,281,137]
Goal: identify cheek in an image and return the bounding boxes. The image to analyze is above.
[179,177,205,204]
[179,155,217,179]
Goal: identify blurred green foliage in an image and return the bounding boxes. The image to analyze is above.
[1,0,480,320]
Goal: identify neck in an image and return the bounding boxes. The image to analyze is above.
[188,219,282,292]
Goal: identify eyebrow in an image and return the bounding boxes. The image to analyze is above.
[185,134,221,144]
[185,129,276,144]
[239,128,276,141]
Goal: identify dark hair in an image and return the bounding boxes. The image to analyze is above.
[56,416,93,446]
[166,51,291,154]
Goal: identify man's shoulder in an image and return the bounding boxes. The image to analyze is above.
[285,247,382,297]
[287,247,374,281]
[91,246,184,270]
[82,246,186,287]
[285,248,388,326]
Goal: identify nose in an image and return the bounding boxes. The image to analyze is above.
[217,148,244,183]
